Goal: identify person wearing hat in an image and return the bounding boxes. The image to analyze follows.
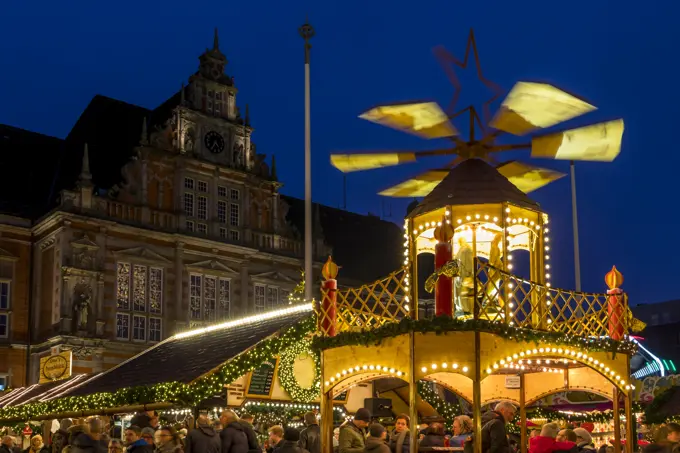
[365,424,390,453]
[339,408,371,453]
[572,428,596,453]
[274,428,307,453]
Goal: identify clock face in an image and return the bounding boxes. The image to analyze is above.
[204,131,225,154]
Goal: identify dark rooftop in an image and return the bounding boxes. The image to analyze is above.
[407,158,540,218]
[64,307,311,396]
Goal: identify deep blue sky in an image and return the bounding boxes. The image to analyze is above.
[1,0,677,305]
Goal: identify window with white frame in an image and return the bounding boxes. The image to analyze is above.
[254,284,283,312]
[189,273,231,323]
[197,181,208,193]
[184,193,194,217]
[217,201,227,224]
[229,230,240,241]
[219,227,227,239]
[116,262,164,342]
[184,177,210,233]
[186,220,195,232]
[218,186,227,198]
[0,313,7,339]
[197,196,208,220]
[197,224,208,235]
[230,189,240,201]
[0,280,8,310]
[229,203,239,227]
[149,318,162,342]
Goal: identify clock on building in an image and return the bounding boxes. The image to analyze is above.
[204,131,225,154]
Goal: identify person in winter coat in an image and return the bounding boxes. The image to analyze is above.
[124,426,153,453]
[481,401,516,453]
[364,424,390,453]
[155,427,183,453]
[275,428,308,453]
[267,426,284,453]
[24,435,50,453]
[70,425,108,453]
[419,423,445,449]
[239,414,260,453]
[2,436,15,453]
[220,410,249,453]
[388,414,409,453]
[299,412,321,453]
[185,416,220,453]
[529,423,578,453]
[339,408,371,453]
[572,429,596,453]
[450,416,473,448]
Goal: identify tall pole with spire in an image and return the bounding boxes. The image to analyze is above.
[299,20,315,303]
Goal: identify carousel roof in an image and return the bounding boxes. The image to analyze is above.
[406,158,540,218]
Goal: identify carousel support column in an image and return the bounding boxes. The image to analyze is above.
[471,225,478,317]
[613,388,621,453]
[624,357,635,453]
[320,366,334,453]
[408,330,418,453]
[409,226,419,320]
[472,331,483,453]
[501,204,510,324]
[605,266,625,340]
[520,373,527,453]
[320,257,338,336]
[433,220,454,317]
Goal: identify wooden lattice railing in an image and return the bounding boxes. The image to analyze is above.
[317,267,410,333]
[474,261,628,338]
[316,260,628,339]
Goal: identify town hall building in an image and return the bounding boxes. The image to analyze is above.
[0,31,403,389]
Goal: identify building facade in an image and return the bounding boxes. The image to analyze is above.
[0,33,405,388]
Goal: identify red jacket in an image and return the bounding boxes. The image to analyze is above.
[529,437,578,453]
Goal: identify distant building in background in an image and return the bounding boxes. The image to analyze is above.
[631,300,680,378]
[0,33,403,389]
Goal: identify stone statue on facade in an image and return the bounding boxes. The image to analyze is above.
[73,283,92,329]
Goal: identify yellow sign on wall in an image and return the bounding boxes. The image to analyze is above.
[39,351,72,384]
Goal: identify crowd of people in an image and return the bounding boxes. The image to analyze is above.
[0,403,677,453]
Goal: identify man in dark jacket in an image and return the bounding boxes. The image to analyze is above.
[1,436,15,453]
[267,426,284,453]
[239,413,261,453]
[277,428,308,453]
[186,415,221,453]
[299,412,320,453]
[481,401,516,453]
[220,410,249,453]
[364,424,390,453]
[124,426,153,453]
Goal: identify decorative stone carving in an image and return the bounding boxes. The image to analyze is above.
[73,282,92,330]
[184,127,195,153]
[96,320,105,337]
[40,237,56,250]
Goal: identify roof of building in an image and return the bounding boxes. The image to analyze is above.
[407,158,541,218]
[63,306,311,397]
[0,374,95,408]
[282,196,404,284]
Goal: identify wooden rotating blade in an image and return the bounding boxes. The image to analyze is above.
[359,101,459,139]
[378,169,450,197]
[530,119,624,162]
[330,152,418,173]
[490,82,596,136]
[496,161,566,194]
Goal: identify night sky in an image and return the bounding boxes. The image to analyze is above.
[1,1,677,305]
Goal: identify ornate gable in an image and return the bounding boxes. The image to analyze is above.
[71,235,99,251]
[0,248,18,262]
[251,271,297,284]
[112,247,172,264]
[185,259,238,275]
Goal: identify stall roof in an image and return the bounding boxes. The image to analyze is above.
[0,374,96,408]
[62,304,313,397]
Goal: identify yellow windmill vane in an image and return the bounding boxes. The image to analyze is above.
[330,29,625,198]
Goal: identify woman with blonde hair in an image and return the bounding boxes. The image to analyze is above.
[24,435,49,453]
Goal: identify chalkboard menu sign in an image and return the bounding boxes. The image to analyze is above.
[334,390,349,402]
[246,358,278,398]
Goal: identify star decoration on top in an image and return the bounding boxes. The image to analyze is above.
[433,29,504,131]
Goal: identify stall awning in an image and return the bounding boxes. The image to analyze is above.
[0,374,97,408]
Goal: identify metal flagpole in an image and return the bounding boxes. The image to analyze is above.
[299,20,315,302]
[570,161,581,292]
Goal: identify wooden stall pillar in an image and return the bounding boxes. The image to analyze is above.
[613,388,621,453]
[520,374,527,453]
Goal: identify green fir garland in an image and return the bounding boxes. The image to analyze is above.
[278,338,321,403]
[417,381,459,426]
[0,316,316,423]
[312,316,636,355]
